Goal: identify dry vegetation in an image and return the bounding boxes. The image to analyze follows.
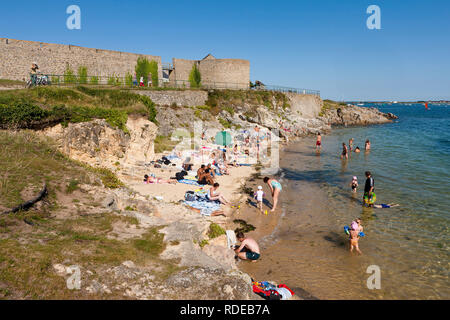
[0,130,180,299]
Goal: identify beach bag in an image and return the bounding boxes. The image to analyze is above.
[184,191,197,202]
[175,170,188,181]
[252,282,281,300]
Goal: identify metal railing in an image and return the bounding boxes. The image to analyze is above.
[33,74,320,96]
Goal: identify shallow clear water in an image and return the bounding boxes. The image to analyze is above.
[257,104,449,299]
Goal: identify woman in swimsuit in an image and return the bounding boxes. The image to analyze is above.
[365,139,371,151]
[341,142,348,159]
[207,183,229,205]
[263,177,282,212]
[144,174,177,184]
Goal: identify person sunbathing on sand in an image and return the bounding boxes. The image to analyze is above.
[234,232,260,262]
[144,174,177,184]
[207,183,229,205]
[198,168,215,185]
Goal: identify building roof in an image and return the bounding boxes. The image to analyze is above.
[201,53,216,61]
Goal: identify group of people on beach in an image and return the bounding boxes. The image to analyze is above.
[340,138,370,159]
[314,133,402,255]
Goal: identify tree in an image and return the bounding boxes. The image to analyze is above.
[78,66,88,84]
[135,57,159,87]
[189,63,202,88]
[149,60,159,87]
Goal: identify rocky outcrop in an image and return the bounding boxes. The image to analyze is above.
[135,90,208,107]
[42,116,158,169]
[321,105,398,127]
[285,93,323,119]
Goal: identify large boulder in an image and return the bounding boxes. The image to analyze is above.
[42,116,157,169]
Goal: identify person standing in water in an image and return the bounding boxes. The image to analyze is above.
[341,142,348,159]
[316,132,322,151]
[264,177,282,212]
[365,139,371,151]
[363,171,375,206]
[349,138,354,152]
[349,225,363,255]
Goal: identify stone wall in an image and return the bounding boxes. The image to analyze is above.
[171,57,250,89]
[134,90,208,107]
[0,38,162,81]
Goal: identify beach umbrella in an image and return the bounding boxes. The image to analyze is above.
[215,130,232,147]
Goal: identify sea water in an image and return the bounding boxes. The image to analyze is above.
[258,104,449,299]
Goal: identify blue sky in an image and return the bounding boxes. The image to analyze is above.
[1,0,449,101]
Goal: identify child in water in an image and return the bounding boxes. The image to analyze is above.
[254,186,265,212]
[350,176,358,193]
[349,223,363,255]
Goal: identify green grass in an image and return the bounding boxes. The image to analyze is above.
[207,223,226,239]
[319,99,343,116]
[205,89,290,116]
[0,86,158,131]
[0,210,177,299]
[0,131,123,210]
[154,135,179,154]
[65,179,80,194]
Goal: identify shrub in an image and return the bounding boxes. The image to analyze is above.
[64,66,77,84]
[107,75,116,86]
[135,57,159,87]
[78,66,88,84]
[139,95,157,123]
[90,76,99,85]
[149,60,159,87]
[51,76,60,85]
[188,64,201,88]
[125,72,133,87]
[0,102,49,128]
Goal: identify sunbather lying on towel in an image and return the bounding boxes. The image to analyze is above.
[144,174,177,184]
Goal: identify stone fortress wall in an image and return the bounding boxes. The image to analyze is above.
[0,38,162,81]
[170,54,250,89]
[0,38,250,88]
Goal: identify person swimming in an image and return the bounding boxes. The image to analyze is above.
[351,176,358,193]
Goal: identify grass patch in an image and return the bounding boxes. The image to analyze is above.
[65,179,80,194]
[154,135,179,154]
[0,86,158,131]
[207,223,226,239]
[233,219,256,234]
[0,210,175,299]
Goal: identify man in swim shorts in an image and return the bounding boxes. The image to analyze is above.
[234,232,261,262]
[316,132,322,151]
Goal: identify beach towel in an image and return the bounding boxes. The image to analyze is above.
[178,179,201,186]
[226,230,237,249]
[184,200,221,216]
[238,163,252,167]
